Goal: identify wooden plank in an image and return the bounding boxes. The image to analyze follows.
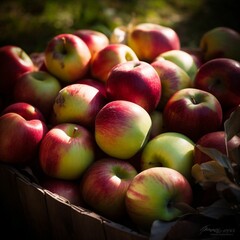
[16,176,51,239]
[45,190,75,240]
[71,205,106,240]
[103,220,149,240]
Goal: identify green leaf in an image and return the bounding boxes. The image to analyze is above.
[224,105,240,141]
[195,145,235,179]
[199,199,238,219]
[150,220,176,240]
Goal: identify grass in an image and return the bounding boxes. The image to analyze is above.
[0,0,239,53]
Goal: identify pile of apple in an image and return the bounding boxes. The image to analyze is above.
[0,22,240,234]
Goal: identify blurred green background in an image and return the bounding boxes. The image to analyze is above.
[0,0,239,53]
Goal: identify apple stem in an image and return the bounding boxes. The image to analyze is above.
[73,127,78,136]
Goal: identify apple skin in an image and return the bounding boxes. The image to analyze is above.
[193,58,240,111]
[194,131,240,164]
[39,123,95,180]
[95,100,152,159]
[106,60,161,113]
[0,45,35,98]
[44,33,91,83]
[81,158,138,220]
[0,112,48,165]
[141,132,195,180]
[40,176,84,206]
[199,26,240,62]
[13,70,62,120]
[52,83,107,128]
[73,29,109,57]
[127,23,180,62]
[163,88,223,142]
[125,167,193,232]
[90,43,139,83]
[76,78,107,97]
[151,58,192,110]
[1,102,45,122]
[155,49,198,80]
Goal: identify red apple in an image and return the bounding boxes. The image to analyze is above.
[127,23,180,62]
[193,58,240,111]
[44,33,91,83]
[39,123,95,180]
[0,45,35,98]
[90,43,139,83]
[106,60,161,113]
[52,83,107,128]
[163,88,223,142]
[95,100,152,159]
[81,158,138,220]
[194,131,240,164]
[0,112,48,165]
[13,70,62,120]
[73,29,109,57]
[125,167,193,232]
[40,176,83,206]
[1,102,45,121]
[151,58,192,110]
[199,26,240,62]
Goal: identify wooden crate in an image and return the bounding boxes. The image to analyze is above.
[0,163,149,240]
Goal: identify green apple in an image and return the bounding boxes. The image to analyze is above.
[156,49,198,80]
[125,167,193,232]
[141,132,195,180]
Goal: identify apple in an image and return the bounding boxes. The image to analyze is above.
[30,52,45,70]
[199,26,240,62]
[149,110,164,139]
[151,58,192,110]
[0,45,35,99]
[141,132,195,180]
[39,123,95,180]
[81,158,138,220]
[106,60,161,113]
[0,112,48,165]
[73,29,109,57]
[127,22,180,62]
[181,47,204,68]
[110,25,128,44]
[95,100,152,159]
[194,131,240,164]
[125,167,193,232]
[163,88,223,142]
[193,58,240,111]
[155,49,198,80]
[13,70,62,120]
[1,102,45,122]
[40,176,83,206]
[76,78,107,97]
[52,83,107,128]
[90,43,139,83]
[44,33,91,84]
